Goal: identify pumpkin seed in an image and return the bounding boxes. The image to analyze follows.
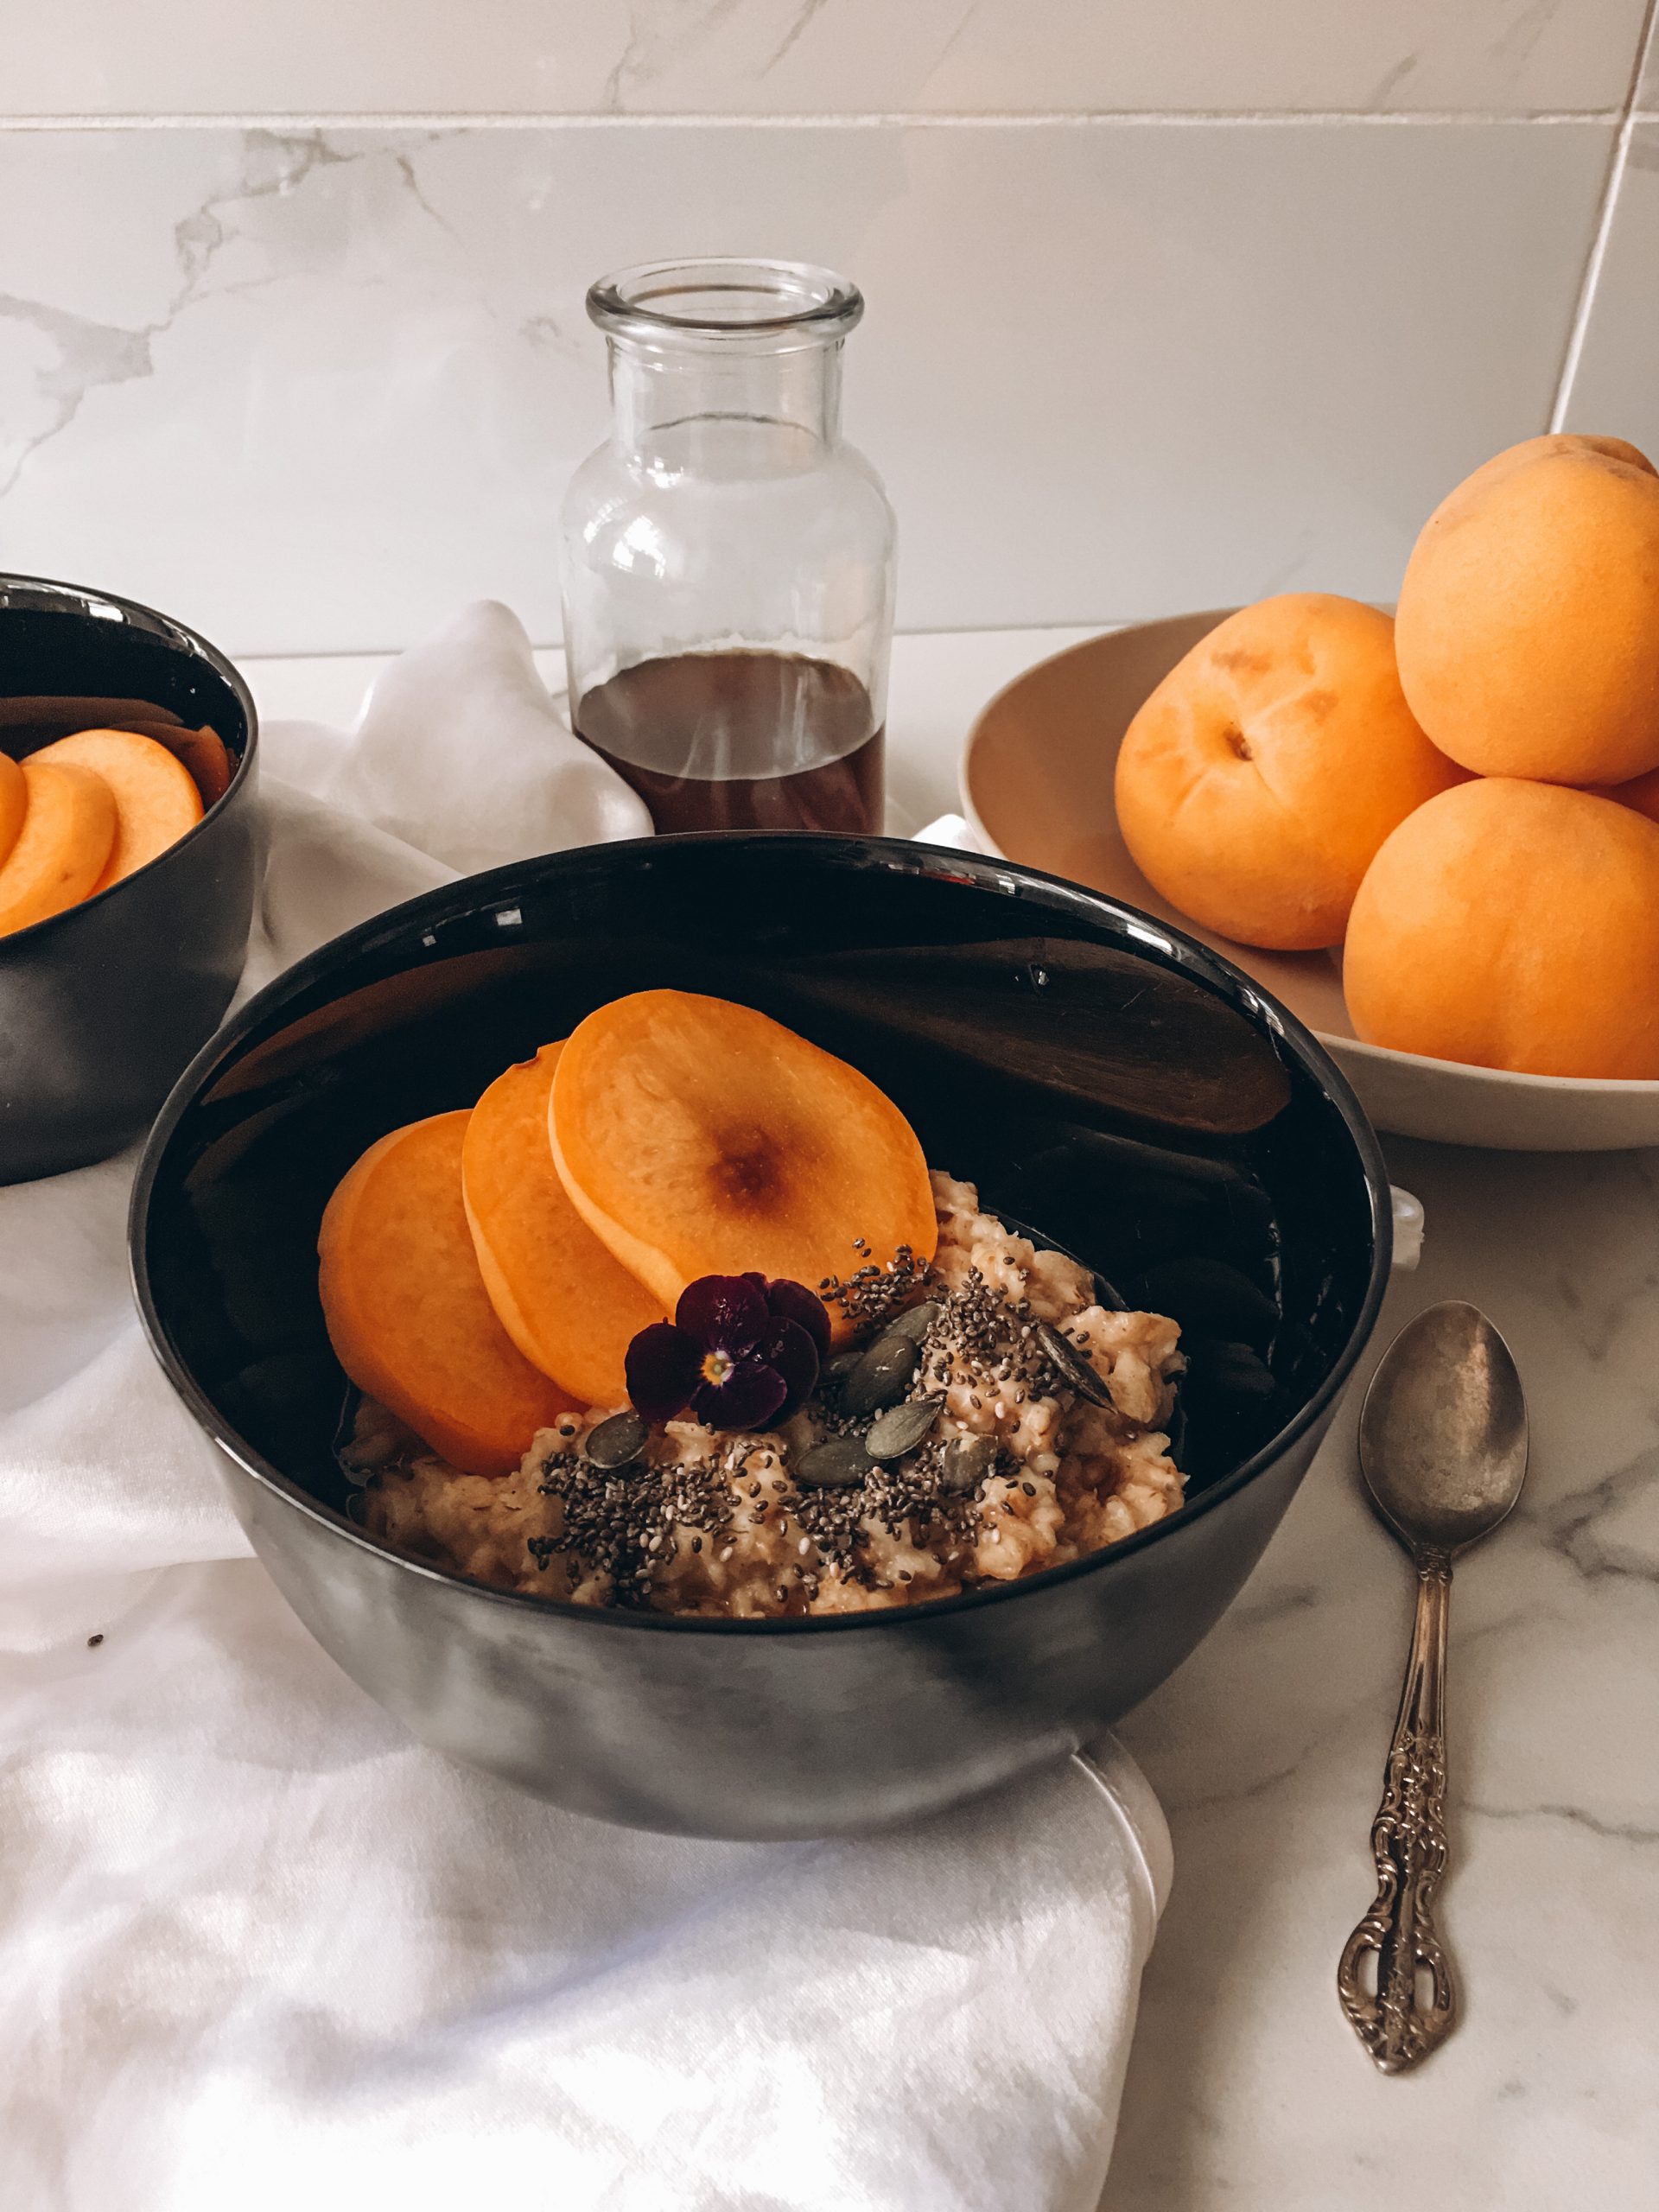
[887,1300,943,1345]
[839,1332,921,1415]
[794,1437,872,1490]
[1034,1319,1113,1408]
[939,1433,998,1493]
[866,1397,942,1461]
[820,1350,861,1385]
[586,1409,649,1469]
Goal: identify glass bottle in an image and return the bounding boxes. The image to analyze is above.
[560,258,896,836]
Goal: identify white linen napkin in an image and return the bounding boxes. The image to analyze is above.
[912,811,989,855]
[0,605,1169,2212]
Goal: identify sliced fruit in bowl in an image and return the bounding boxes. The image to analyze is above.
[319,1109,576,1478]
[549,988,938,1327]
[462,1042,664,1409]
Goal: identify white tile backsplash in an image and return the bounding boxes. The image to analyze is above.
[4,0,1649,117]
[3,0,1657,659]
[1562,120,1659,449]
[0,120,1613,658]
[1635,2,1659,107]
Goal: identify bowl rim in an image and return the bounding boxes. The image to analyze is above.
[959,612,1659,1100]
[129,830,1394,1638]
[0,569,258,945]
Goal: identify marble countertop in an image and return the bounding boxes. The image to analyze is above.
[248,626,1658,2212]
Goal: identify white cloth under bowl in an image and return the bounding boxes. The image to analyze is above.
[0,605,1169,2212]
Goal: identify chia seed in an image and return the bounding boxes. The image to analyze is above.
[819,1243,929,1336]
[435,1225,1163,1615]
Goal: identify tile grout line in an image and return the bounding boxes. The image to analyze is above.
[0,107,1630,130]
[1548,0,1656,431]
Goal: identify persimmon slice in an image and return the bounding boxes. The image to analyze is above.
[549,989,937,1323]
[463,1044,664,1408]
[0,760,118,937]
[32,728,203,891]
[109,720,234,810]
[319,1110,575,1478]
[0,753,24,869]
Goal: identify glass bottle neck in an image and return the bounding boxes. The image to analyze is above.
[607,338,844,473]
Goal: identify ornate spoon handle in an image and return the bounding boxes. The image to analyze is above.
[1338,1548,1458,2072]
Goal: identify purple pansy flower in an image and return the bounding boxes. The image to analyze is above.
[626,1272,830,1432]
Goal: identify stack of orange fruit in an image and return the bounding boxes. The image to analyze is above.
[1115,434,1659,1079]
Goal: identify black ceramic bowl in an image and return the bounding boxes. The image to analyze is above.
[132,835,1390,1840]
[0,574,259,1183]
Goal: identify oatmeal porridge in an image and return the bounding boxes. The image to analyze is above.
[354,1173,1185,1617]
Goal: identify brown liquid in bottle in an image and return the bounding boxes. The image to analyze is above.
[575,650,883,835]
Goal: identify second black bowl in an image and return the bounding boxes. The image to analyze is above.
[0,574,259,1183]
[133,835,1390,1839]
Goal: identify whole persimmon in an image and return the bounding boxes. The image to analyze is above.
[1344,778,1659,1077]
[1113,593,1464,950]
[1395,434,1659,785]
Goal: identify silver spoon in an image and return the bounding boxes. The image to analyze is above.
[1337,1300,1528,2073]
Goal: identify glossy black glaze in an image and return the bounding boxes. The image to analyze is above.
[0,575,258,1183]
[132,836,1390,1839]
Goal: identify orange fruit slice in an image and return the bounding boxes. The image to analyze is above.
[0,760,118,937]
[463,1044,664,1408]
[0,753,24,870]
[320,1110,578,1478]
[550,989,936,1327]
[31,728,204,891]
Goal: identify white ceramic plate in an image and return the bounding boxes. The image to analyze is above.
[960,612,1659,1151]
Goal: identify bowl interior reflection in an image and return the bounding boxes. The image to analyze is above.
[0,594,251,777]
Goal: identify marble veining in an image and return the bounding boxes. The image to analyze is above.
[1106,1135,1659,2209]
[3,131,429,498]
[3,2,1649,118]
[0,295,153,499]
[0,118,1613,654]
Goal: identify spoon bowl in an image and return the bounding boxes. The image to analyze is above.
[1358,1300,1529,1554]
